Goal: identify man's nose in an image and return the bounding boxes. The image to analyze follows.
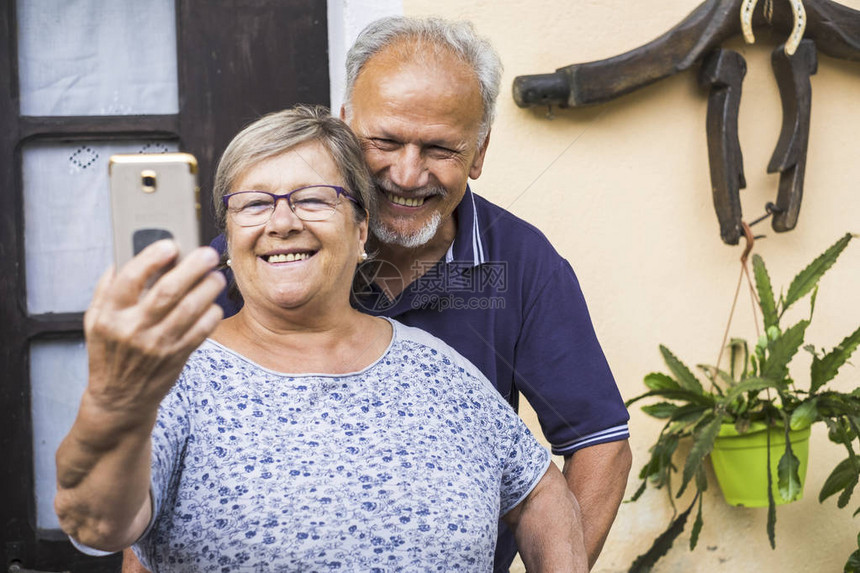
[389,146,429,190]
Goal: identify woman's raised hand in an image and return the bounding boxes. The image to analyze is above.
[83,240,225,423]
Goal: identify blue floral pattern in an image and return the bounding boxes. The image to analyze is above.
[136,320,550,572]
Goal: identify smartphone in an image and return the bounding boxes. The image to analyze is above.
[109,153,201,269]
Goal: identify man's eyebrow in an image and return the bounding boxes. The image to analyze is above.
[359,130,466,151]
[424,138,468,151]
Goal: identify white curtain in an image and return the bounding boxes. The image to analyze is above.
[23,140,178,315]
[17,0,178,116]
[29,339,89,531]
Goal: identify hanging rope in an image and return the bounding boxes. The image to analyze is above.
[714,222,762,382]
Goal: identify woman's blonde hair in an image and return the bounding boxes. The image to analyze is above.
[212,104,376,230]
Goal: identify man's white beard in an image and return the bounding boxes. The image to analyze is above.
[372,211,442,249]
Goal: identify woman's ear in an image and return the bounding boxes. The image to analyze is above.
[224,234,232,265]
[358,210,369,250]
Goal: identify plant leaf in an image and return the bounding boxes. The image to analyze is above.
[628,495,698,573]
[669,403,714,425]
[809,284,819,320]
[695,463,709,494]
[627,479,648,503]
[837,473,858,509]
[729,338,750,381]
[761,320,809,383]
[696,364,733,394]
[639,432,679,487]
[790,400,818,430]
[811,324,860,394]
[641,402,680,419]
[689,492,704,551]
[767,429,777,549]
[644,372,681,391]
[777,438,803,502]
[678,413,722,497]
[753,254,779,330]
[844,549,860,573]
[824,416,856,445]
[660,345,704,395]
[783,233,854,312]
[820,457,860,503]
[720,377,782,408]
[626,388,716,408]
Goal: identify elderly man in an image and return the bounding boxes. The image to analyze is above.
[123,15,630,573]
[340,17,632,571]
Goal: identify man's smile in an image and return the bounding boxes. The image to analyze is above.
[386,193,428,208]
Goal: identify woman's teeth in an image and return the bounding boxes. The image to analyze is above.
[267,252,311,263]
[388,193,426,207]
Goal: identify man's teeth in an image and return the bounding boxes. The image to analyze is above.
[267,252,311,263]
[388,193,426,207]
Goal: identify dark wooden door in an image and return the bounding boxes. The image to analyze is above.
[0,1,328,570]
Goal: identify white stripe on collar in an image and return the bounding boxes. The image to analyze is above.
[471,192,485,265]
[445,242,454,263]
[446,190,487,265]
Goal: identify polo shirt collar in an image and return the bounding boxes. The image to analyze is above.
[445,185,487,266]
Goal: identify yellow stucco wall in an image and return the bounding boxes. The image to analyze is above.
[404,0,860,570]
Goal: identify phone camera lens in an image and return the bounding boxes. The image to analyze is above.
[141,170,158,193]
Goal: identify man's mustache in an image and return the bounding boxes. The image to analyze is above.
[373,177,448,200]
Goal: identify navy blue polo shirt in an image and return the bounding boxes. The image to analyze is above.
[212,187,629,570]
[355,188,629,452]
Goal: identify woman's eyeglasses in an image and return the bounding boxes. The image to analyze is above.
[223,185,360,227]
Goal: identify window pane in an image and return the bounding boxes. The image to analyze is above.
[23,140,178,314]
[17,0,178,116]
[30,338,87,531]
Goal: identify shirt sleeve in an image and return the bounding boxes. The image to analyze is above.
[493,392,552,516]
[439,338,552,517]
[132,363,193,566]
[148,372,192,526]
[514,260,630,456]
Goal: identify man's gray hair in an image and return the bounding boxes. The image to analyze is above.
[343,16,503,146]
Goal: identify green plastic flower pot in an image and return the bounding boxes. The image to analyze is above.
[710,423,811,507]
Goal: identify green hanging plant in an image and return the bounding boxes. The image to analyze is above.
[626,233,860,572]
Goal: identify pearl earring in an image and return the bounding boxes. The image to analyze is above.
[226,258,232,267]
[360,251,368,262]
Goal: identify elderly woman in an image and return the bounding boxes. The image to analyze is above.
[55,106,586,572]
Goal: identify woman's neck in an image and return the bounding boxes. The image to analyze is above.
[212,303,392,375]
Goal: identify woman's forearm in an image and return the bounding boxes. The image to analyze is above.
[54,391,155,551]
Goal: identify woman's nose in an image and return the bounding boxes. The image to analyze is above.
[267,198,304,232]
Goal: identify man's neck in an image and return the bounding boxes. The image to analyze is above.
[371,214,457,299]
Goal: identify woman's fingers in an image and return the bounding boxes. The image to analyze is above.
[175,301,224,353]
[84,266,117,332]
[109,240,180,309]
[140,245,221,325]
[83,243,226,414]
[153,268,226,353]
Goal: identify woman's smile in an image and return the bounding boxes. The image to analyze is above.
[260,249,318,264]
[227,141,367,313]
